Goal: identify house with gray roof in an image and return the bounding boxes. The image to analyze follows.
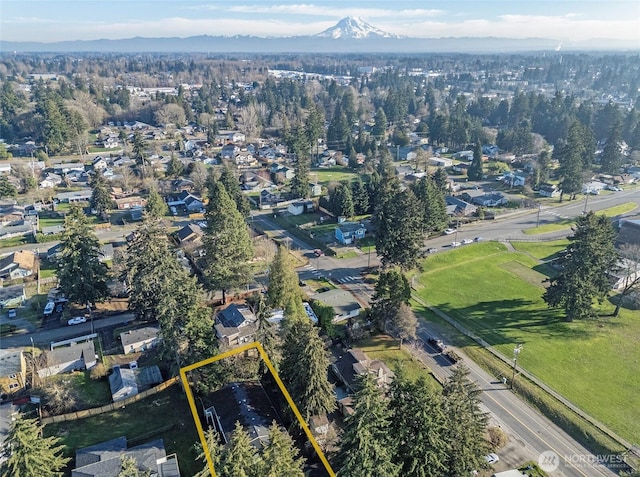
[214,304,257,348]
[108,364,162,402]
[331,349,394,393]
[0,284,26,308]
[310,289,362,323]
[120,326,160,355]
[37,341,97,378]
[0,349,26,396]
[72,436,180,477]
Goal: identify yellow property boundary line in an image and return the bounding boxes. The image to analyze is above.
[179,341,336,477]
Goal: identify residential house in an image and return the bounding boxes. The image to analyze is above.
[115,196,146,210]
[233,150,257,167]
[204,381,282,448]
[445,196,477,216]
[0,202,25,225]
[220,143,239,160]
[309,183,322,197]
[39,172,62,189]
[175,223,203,244]
[331,349,395,393]
[582,181,607,194]
[609,258,640,291]
[41,224,65,235]
[92,156,109,171]
[56,189,93,203]
[167,191,204,214]
[120,326,160,354]
[454,150,474,161]
[0,250,36,280]
[538,183,561,198]
[214,304,258,348]
[462,191,508,207]
[287,200,315,216]
[394,165,414,177]
[72,436,180,477]
[0,349,27,396]
[0,221,35,241]
[37,341,97,378]
[617,219,640,247]
[109,364,163,402]
[335,222,366,245]
[129,207,144,221]
[311,289,362,323]
[278,167,295,181]
[429,157,453,168]
[503,173,527,187]
[0,284,26,308]
[451,163,469,174]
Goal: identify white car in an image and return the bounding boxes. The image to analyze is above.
[43,301,55,316]
[67,316,87,326]
[451,241,461,247]
[444,228,457,235]
[607,185,622,191]
[461,238,473,245]
[484,453,500,465]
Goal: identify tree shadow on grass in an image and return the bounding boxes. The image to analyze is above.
[434,298,624,348]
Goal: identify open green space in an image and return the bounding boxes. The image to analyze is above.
[43,370,112,408]
[311,166,358,185]
[510,240,569,260]
[357,334,441,388]
[524,202,637,235]
[44,385,201,476]
[416,242,640,443]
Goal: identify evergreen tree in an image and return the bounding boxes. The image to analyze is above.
[389,374,449,477]
[338,373,400,477]
[351,177,370,215]
[118,456,150,477]
[90,168,112,219]
[543,211,618,321]
[432,168,449,195]
[467,141,484,181]
[305,104,324,161]
[375,189,423,269]
[131,130,148,176]
[194,428,222,477]
[289,126,311,199]
[260,422,305,477]
[280,321,336,421]
[202,181,254,303]
[266,245,303,315]
[557,121,594,200]
[144,188,168,219]
[0,412,69,477]
[219,422,263,477]
[370,268,411,332]
[330,182,355,218]
[442,365,489,477]
[57,205,110,307]
[600,120,624,174]
[166,154,184,178]
[412,175,448,234]
[219,164,250,218]
[252,293,279,367]
[372,107,387,139]
[0,174,17,199]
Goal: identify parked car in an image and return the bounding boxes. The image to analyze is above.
[461,238,473,245]
[54,303,64,313]
[314,249,324,256]
[427,248,437,254]
[451,241,461,247]
[474,236,484,242]
[443,228,457,235]
[67,316,87,326]
[7,309,16,319]
[484,453,500,465]
[607,185,623,191]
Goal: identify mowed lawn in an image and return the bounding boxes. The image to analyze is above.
[416,242,640,443]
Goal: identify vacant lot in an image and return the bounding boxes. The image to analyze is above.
[44,385,201,476]
[416,242,640,443]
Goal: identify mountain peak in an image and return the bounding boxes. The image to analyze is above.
[316,16,400,39]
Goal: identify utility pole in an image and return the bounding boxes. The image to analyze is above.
[536,203,541,228]
[511,344,523,390]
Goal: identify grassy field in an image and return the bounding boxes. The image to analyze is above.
[357,334,441,387]
[524,202,638,235]
[416,242,640,443]
[44,385,201,476]
[43,370,112,408]
[311,166,358,185]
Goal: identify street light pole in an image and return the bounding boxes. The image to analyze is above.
[511,344,522,390]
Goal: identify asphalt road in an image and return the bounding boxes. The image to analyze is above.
[251,206,627,477]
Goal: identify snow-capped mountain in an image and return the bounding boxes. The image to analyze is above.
[315,16,400,39]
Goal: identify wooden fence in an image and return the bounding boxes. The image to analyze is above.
[41,376,180,425]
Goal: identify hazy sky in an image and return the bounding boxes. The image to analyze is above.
[1,0,639,43]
